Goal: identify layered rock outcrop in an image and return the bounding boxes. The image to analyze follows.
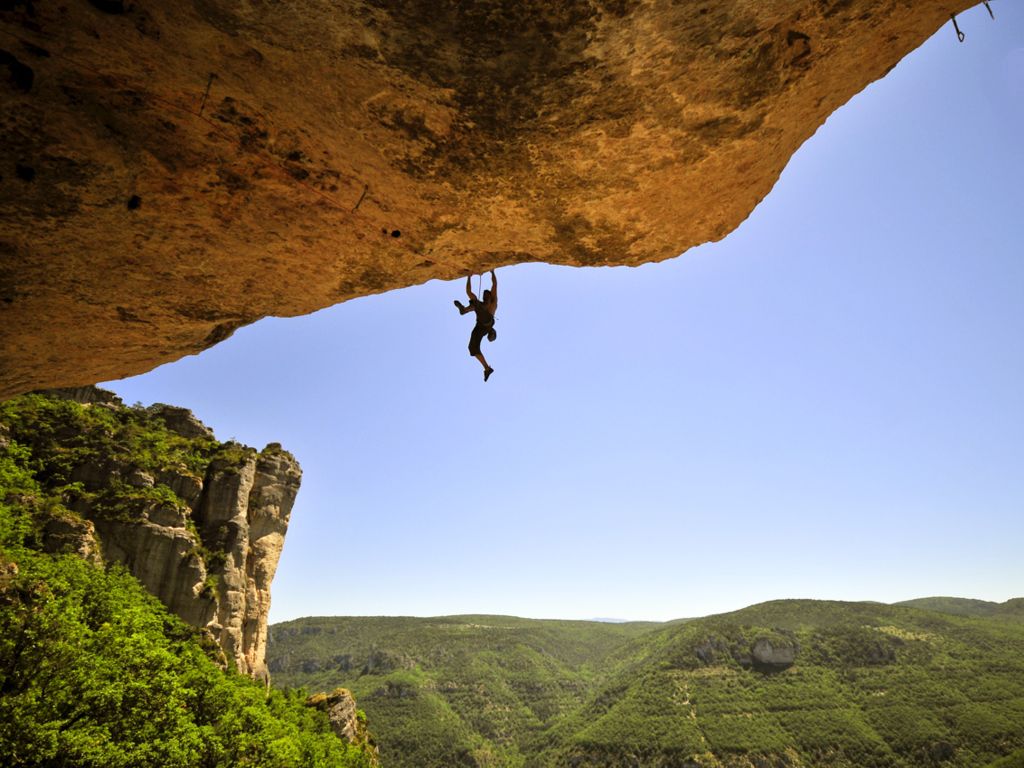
[749,636,797,672]
[694,630,799,672]
[309,688,380,765]
[0,387,300,679]
[0,0,973,398]
[194,445,299,679]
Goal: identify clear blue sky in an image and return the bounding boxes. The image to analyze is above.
[105,5,1024,623]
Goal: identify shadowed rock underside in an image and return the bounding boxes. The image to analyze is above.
[0,0,971,397]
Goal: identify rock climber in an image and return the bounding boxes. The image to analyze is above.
[454,270,498,382]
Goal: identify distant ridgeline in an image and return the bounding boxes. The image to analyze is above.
[268,600,1024,768]
[0,388,377,767]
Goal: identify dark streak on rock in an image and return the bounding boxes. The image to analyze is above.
[214,167,253,192]
[202,320,246,349]
[551,211,635,266]
[1,49,34,92]
[818,0,855,20]
[0,1,37,17]
[738,41,781,107]
[786,30,812,68]
[116,306,147,323]
[213,97,269,151]
[368,0,603,179]
[87,0,127,14]
[177,305,233,322]
[19,41,49,58]
[358,266,390,291]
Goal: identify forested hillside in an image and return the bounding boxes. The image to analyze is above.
[894,597,1024,622]
[542,600,1024,767]
[269,602,1024,768]
[269,615,660,766]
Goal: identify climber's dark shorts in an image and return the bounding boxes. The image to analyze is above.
[469,323,489,356]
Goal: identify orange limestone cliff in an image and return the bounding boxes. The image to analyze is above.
[1,0,973,397]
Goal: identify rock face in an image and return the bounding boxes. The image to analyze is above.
[2,387,301,679]
[750,636,797,672]
[694,631,798,672]
[0,0,971,398]
[93,506,218,629]
[148,403,216,440]
[308,688,379,764]
[40,512,103,565]
[194,447,300,680]
[96,444,300,680]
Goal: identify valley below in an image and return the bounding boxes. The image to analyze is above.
[268,599,1024,768]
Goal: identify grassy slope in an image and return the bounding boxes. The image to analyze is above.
[269,602,1024,768]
